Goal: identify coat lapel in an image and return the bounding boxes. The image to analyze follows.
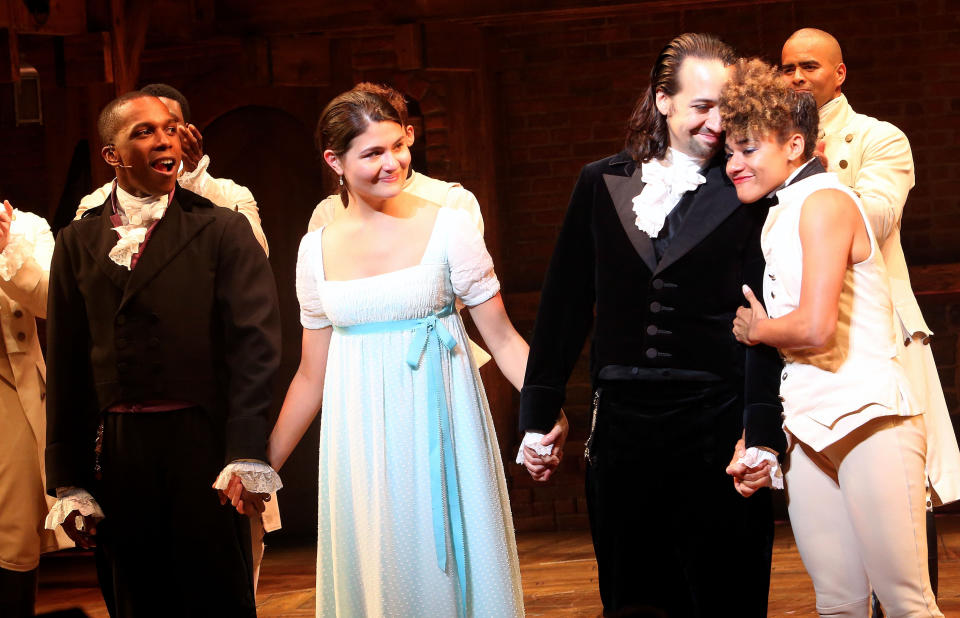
[119,192,213,310]
[603,159,657,272]
[77,198,132,292]
[653,163,741,275]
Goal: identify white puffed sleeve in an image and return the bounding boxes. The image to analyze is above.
[296,231,331,329]
[446,208,500,307]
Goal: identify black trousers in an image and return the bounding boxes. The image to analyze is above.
[93,408,256,618]
[585,380,773,617]
[0,567,36,617]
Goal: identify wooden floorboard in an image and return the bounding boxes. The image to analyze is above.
[35,515,960,616]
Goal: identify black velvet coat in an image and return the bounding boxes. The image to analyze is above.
[44,186,281,493]
[519,150,784,453]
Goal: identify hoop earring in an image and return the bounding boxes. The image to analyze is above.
[338,176,344,187]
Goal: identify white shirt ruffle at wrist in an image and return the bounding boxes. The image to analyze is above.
[177,154,211,192]
[0,217,37,281]
[213,461,283,494]
[515,432,554,464]
[45,487,105,530]
[739,447,784,490]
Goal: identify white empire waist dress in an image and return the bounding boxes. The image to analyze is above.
[295,207,524,617]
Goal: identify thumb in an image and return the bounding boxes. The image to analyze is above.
[540,428,559,446]
[742,284,761,308]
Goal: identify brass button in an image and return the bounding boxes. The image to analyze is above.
[16,332,25,341]
[647,325,658,335]
[650,301,662,313]
[645,348,658,359]
[845,134,853,143]
[13,309,23,318]
[839,160,848,169]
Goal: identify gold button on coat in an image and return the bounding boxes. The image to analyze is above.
[839,160,848,169]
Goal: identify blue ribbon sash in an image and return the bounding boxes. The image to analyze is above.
[333,303,467,615]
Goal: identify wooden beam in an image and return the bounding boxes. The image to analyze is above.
[0,27,18,83]
[3,0,87,35]
[63,31,113,86]
[108,0,150,95]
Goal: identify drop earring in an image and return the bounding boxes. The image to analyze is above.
[338,176,344,187]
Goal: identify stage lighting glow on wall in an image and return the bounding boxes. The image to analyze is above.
[15,62,42,126]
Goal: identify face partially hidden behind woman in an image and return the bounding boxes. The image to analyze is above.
[724,131,802,205]
[326,120,413,207]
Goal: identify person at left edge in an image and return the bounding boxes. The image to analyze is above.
[0,198,70,618]
[43,92,282,617]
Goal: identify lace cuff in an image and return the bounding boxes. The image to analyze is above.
[738,447,784,490]
[45,487,105,530]
[0,226,35,281]
[213,460,283,494]
[177,154,211,189]
[515,432,555,464]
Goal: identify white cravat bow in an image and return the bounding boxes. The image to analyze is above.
[632,152,705,237]
[109,190,168,270]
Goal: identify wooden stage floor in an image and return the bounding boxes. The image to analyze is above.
[36,516,960,617]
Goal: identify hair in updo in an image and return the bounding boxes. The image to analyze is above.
[719,58,818,160]
[316,82,408,207]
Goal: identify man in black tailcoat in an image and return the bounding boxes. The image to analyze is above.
[43,92,281,617]
[519,33,785,617]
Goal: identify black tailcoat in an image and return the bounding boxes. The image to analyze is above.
[44,186,280,616]
[519,150,784,616]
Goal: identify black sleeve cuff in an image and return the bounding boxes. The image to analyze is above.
[518,385,565,433]
[744,402,787,458]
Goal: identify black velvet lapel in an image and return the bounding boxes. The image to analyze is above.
[653,164,740,276]
[603,164,657,272]
[119,190,213,310]
[77,197,132,292]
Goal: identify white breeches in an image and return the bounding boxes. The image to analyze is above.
[785,414,942,618]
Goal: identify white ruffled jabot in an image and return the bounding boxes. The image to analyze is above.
[109,184,169,270]
[632,148,706,237]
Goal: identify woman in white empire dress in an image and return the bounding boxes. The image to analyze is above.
[267,83,568,617]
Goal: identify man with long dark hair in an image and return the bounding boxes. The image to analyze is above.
[518,33,783,616]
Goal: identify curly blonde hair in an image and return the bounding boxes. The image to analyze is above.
[719,58,818,159]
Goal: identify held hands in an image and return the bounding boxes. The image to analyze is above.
[523,410,569,482]
[732,285,768,346]
[0,200,13,253]
[178,124,204,173]
[216,474,267,518]
[61,510,98,548]
[725,438,773,498]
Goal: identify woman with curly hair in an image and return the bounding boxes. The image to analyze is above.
[722,58,944,617]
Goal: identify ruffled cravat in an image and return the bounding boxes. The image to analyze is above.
[632,149,706,237]
[109,184,168,270]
